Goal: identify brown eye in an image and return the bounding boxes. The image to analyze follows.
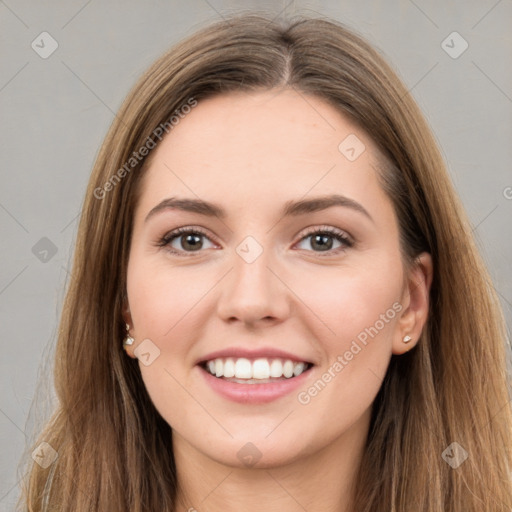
[295,227,353,254]
[158,227,217,255]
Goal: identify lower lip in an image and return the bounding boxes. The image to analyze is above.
[198,365,313,404]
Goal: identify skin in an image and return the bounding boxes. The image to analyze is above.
[123,88,433,512]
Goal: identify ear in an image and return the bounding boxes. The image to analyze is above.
[392,252,433,355]
[121,303,133,328]
[121,301,137,359]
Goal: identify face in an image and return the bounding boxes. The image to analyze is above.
[124,88,431,469]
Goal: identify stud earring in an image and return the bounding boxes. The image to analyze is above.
[123,323,134,349]
[403,335,412,343]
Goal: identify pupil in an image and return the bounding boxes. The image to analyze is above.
[313,234,332,251]
[183,234,202,251]
[180,233,334,252]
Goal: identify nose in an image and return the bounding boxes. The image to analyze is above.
[216,243,291,327]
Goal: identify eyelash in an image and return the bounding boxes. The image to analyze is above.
[156,225,354,257]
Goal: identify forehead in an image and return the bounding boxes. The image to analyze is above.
[149,89,376,163]
[135,89,387,218]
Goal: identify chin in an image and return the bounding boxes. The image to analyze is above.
[201,435,308,470]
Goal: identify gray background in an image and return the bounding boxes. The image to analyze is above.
[1,1,511,509]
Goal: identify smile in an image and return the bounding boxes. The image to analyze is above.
[202,357,312,382]
[197,356,315,404]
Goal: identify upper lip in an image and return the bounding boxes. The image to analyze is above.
[195,347,315,366]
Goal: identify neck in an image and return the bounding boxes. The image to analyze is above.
[172,408,371,512]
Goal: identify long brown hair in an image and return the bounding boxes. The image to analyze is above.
[18,13,512,511]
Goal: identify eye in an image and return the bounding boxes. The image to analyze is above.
[157,227,217,256]
[294,226,353,255]
[157,225,353,257]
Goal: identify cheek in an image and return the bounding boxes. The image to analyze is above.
[297,264,400,401]
[126,255,209,340]
[298,261,402,347]
[293,261,401,417]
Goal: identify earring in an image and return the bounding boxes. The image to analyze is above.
[403,335,412,343]
[123,323,134,349]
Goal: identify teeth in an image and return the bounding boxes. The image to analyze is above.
[293,362,306,376]
[269,359,283,378]
[203,357,310,380]
[252,358,270,379]
[223,358,235,378]
[234,358,252,379]
[283,360,294,378]
[215,359,223,378]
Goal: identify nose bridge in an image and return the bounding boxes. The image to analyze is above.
[216,234,289,323]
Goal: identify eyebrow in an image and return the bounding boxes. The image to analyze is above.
[144,194,374,224]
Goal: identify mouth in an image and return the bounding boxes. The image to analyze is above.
[199,357,314,384]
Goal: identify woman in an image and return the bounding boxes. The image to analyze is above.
[19,13,512,511]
